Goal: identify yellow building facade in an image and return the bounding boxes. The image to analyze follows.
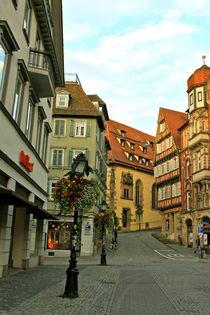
[106,120,161,232]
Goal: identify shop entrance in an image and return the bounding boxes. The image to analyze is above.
[202,216,210,253]
[186,219,193,247]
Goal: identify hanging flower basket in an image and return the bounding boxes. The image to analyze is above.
[52,174,100,215]
[94,211,114,232]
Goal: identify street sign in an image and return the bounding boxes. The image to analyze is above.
[198,227,203,233]
[168,254,183,257]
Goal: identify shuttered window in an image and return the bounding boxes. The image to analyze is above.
[54,120,66,136]
[51,149,64,167]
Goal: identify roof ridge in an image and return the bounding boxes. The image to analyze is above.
[109,119,155,140]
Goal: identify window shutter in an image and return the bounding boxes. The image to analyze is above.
[69,120,75,137]
[54,121,59,136]
[85,150,89,162]
[68,150,73,168]
[60,121,65,136]
[86,121,91,137]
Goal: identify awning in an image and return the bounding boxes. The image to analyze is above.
[0,186,34,207]
[0,186,58,220]
[27,206,58,220]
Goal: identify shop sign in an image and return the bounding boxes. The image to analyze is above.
[20,151,34,172]
[198,227,203,234]
[84,224,91,235]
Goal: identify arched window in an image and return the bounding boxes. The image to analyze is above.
[136,180,143,208]
[186,160,190,178]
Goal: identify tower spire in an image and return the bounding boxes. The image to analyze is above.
[202,55,206,65]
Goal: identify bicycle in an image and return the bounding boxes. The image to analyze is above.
[195,246,206,259]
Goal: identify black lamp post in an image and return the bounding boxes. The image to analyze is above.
[100,200,108,265]
[63,153,92,298]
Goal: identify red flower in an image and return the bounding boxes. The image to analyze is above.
[65,193,68,196]
[57,192,60,195]
[68,198,70,201]
[75,197,78,201]
[70,202,74,206]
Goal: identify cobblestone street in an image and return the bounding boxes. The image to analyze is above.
[1,230,210,315]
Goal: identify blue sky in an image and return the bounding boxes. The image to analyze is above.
[62,0,210,136]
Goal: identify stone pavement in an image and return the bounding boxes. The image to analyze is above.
[1,231,210,315]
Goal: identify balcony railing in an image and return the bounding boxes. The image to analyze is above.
[29,49,52,71]
[28,49,55,98]
[189,132,209,148]
[158,196,181,210]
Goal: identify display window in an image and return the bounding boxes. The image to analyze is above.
[47,221,72,250]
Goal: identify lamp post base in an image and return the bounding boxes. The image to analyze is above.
[101,252,106,265]
[64,266,79,298]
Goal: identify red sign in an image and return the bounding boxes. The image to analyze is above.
[20,151,34,172]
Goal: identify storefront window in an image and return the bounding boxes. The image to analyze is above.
[47,221,72,250]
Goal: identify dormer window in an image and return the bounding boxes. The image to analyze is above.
[130,143,134,150]
[121,140,125,147]
[56,93,69,108]
[143,147,147,154]
[145,160,149,166]
[198,91,202,101]
[121,130,126,137]
[128,154,133,161]
[139,157,143,164]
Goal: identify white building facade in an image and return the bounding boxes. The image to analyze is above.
[0,0,64,278]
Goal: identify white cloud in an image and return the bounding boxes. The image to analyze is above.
[63,20,101,43]
[63,1,210,136]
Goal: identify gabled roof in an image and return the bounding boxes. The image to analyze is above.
[53,82,101,116]
[106,120,155,172]
[53,82,106,129]
[159,108,188,148]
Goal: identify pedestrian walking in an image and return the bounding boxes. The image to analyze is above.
[194,235,201,254]
[114,229,118,242]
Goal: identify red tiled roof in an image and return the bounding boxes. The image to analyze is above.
[106,120,155,172]
[187,64,210,92]
[53,82,101,116]
[160,108,188,147]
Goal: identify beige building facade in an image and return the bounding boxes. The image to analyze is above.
[47,80,109,256]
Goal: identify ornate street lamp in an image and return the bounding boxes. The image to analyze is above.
[63,153,92,298]
[100,200,108,265]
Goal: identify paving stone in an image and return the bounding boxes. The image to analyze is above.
[1,231,210,315]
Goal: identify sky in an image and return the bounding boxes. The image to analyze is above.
[62,0,210,136]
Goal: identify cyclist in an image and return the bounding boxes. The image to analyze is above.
[194,235,201,255]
